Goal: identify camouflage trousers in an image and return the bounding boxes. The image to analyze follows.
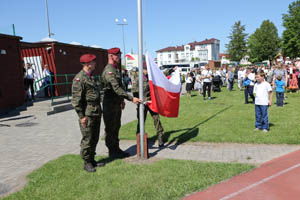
[136,104,164,143]
[103,99,122,151]
[79,116,101,161]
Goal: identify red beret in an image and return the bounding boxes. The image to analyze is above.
[80,54,96,63]
[107,47,121,55]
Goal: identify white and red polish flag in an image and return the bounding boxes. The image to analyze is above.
[146,53,181,118]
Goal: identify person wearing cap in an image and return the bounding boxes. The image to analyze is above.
[72,54,104,172]
[102,47,141,158]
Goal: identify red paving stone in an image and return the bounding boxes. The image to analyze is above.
[184,149,300,200]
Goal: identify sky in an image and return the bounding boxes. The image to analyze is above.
[0,0,295,58]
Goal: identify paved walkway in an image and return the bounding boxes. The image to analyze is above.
[0,99,300,198]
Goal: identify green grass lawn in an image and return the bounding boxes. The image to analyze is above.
[2,155,254,200]
[120,85,300,144]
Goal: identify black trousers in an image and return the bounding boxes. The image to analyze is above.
[244,85,255,103]
[26,79,35,100]
[203,82,211,98]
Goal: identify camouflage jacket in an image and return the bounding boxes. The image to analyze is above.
[71,70,101,118]
[131,71,139,94]
[131,74,151,101]
[101,64,133,102]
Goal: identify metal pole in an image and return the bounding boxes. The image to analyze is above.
[137,0,144,159]
[12,24,15,36]
[121,25,126,69]
[45,0,51,38]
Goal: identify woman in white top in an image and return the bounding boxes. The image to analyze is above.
[201,65,212,100]
[185,73,193,97]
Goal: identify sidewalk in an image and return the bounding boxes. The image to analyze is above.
[0,99,299,197]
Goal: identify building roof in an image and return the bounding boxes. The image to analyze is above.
[219,53,231,58]
[0,33,22,40]
[156,38,218,52]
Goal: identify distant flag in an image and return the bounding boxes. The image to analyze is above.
[146,53,181,118]
[125,54,135,60]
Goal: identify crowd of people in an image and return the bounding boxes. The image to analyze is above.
[182,57,300,133]
[184,58,300,105]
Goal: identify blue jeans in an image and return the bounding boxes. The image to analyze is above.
[255,105,269,130]
[276,92,284,106]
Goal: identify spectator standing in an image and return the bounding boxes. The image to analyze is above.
[254,71,273,132]
[238,67,244,90]
[185,72,193,97]
[201,64,213,100]
[195,70,203,96]
[244,68,255,104]
[24,63,35,101]
[228,67,235,91]
[42,64,52,97]
[272,64,288,99]
[275,75,285,107]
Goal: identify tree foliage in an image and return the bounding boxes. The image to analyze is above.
[226,21,248,62]
[282,0,300,58]
[248,20,281,63]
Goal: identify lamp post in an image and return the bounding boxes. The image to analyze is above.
[115,18,128,69]
[45,0,54,38]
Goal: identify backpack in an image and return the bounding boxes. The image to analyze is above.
[243,78,251,86]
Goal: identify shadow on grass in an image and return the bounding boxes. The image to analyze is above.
[145,105,233,157]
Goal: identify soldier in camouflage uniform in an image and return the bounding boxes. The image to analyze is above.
[102,48,141,158]
[72,54,104,172]
[132,65,166,148]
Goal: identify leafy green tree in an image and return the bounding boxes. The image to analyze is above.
[282,0,300,58]
[226,21,248,62]
[248,20,281,63]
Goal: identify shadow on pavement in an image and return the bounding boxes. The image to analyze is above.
[146,105,233,157]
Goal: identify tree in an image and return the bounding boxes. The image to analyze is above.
[248,20,281,63]
[282,0,300,58]
[226,21,248,62]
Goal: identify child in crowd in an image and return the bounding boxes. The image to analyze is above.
[253,71,273,132]
[275,75,285,106]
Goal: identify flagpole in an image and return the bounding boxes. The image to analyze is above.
[137,0,145,159]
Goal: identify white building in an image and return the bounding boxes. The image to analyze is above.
[156,38,220,67]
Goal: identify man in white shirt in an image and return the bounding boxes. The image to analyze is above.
[201,64,213,100]
[253,71,273,132]
[25,63,35,101]
[238,67,244,90]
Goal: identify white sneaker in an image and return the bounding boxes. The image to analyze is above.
[262,129,269,133]
[254,128,260,131]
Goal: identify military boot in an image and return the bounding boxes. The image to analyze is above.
[109,148,130,158]
[84,162,96,172]
[158,134,165,148]
[91,159,105,167]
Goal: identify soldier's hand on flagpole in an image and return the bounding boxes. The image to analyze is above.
[121,101,126,110]
[80,117,88,128]
[132,97,142,104]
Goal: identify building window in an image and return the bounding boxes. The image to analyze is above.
[168,54,171,58]
[1,49,7,55]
